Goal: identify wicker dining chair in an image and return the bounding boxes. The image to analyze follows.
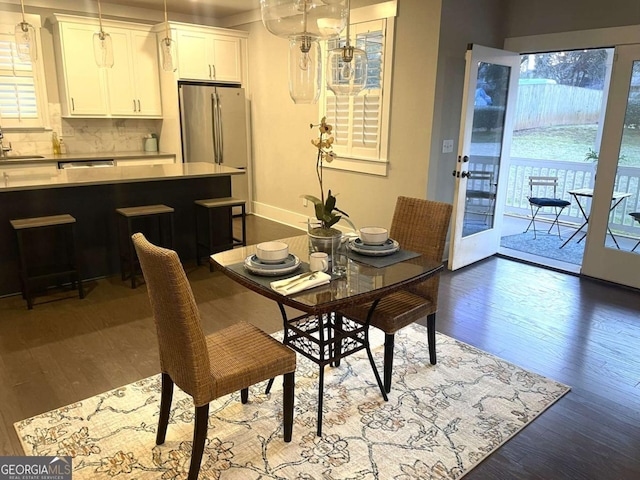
[339,197,452,393]
[132,233,296,480]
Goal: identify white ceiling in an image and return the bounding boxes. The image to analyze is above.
[103,0,260,18]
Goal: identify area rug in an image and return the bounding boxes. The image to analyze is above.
[14,325,570,480]
[501,231,585,264]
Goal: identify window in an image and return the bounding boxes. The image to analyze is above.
[0,14,47,129]
[321,2,396,176]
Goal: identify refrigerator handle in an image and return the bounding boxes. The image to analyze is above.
[216,92,224,164]
[211,93,219,164]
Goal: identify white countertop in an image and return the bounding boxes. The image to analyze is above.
[0,151,176,165]
[0,162,244,192]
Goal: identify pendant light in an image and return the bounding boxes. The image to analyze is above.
[159,0,176,72]
[289,35,321,103]
[15,0,37,62]
[260,0,347,103]
[326,0,367,95]
[260,0,347,40]
[93,0,114,68]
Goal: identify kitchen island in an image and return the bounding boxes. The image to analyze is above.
[0,162,244,296]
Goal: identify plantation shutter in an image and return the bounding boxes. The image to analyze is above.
[0,28,41,127]
[324,20,385,162]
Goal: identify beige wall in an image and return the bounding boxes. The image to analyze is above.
[243,0,443,233]
[504,0,640,38]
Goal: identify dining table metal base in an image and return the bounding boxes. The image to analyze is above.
[276,303,388,436]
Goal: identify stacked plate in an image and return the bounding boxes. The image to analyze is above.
[244,253,301,276]
[348,238,400,256]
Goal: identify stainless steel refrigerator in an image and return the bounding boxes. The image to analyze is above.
[179,82,249,212]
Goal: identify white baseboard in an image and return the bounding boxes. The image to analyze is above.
[251,201,308,233]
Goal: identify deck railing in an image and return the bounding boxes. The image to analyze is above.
[471,157,640,235]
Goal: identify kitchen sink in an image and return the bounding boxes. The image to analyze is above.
[1,155,46,160]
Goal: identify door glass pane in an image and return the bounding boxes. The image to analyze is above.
[462,62,511,237]
[605,60,640,254]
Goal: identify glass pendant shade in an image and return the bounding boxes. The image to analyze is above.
[260,0,347,40]
[15,21,37,62]
[159,1,175,72]
[288,36,321,104]
[326,44,367,95]
[159,36,176,72]
[93,31,114,68]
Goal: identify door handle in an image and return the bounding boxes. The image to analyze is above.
[461,171,470,178]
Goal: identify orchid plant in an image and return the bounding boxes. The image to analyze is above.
[302,117,355,235]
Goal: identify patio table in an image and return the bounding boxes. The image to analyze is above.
[561,188,632,249]
[210,234,443,436]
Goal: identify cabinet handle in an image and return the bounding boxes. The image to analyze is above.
[133,99,137,112]
[137,99,141,112]
[211,64,216,79]
[71,98,75,111]
[209,64,212,79]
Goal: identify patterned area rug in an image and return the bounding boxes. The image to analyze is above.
[14,325,569,479]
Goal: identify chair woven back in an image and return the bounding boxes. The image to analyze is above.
[132,233,211,402]
[389,197,452,302]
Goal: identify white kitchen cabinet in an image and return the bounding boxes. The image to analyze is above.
[107,28,162,117]
[115,156,175,166]
[176,28,242,83]
[52,21,108,116]
[50,15,162,118]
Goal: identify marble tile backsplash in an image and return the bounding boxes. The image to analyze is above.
[3,103,162,156]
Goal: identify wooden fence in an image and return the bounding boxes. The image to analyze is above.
[514,84,603,130]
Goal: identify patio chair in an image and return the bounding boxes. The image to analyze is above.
[524,176,570,239]
[630,213,640,252]
[339,197,452,393]
[465,170,496,225]
[132,233,296,480]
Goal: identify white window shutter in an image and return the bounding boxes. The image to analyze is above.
[0,29,42,126]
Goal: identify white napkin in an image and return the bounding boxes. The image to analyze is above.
[270,271,331,295]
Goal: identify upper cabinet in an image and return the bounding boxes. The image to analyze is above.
[52,21,108,116]
[175,29,242,82]
[107,28,162,116]
[50,15,162,118]
[155,22,248,84]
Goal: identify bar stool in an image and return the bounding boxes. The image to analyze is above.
[195,197,246,268]
[10,214,84,309]
[116,204,174,288]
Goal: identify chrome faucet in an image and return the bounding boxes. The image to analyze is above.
[0,126,12,158]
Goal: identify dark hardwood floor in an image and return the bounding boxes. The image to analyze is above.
[1,215,639,479]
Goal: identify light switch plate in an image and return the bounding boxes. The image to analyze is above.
[442,139,454,153]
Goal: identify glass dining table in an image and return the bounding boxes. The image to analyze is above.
[210,234,443,435]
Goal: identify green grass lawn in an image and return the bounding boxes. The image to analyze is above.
[474,124,640,166]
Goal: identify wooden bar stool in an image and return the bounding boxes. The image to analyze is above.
[195,197,246,269]
[10,214,84,309]
[116,204,174,288]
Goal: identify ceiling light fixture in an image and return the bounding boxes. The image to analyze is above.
[326,0,367,96]
[260,0,348,104]
[15,0,37,62]
[159,0,176,72]
[93,0,114,68]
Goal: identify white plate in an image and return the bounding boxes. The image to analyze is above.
[354,238,396,250]
[244,254,301,276]
[348,239,400,256]
[248,253,297,269]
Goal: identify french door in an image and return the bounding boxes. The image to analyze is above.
[448,45,520,270]
[582,44,640,289]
